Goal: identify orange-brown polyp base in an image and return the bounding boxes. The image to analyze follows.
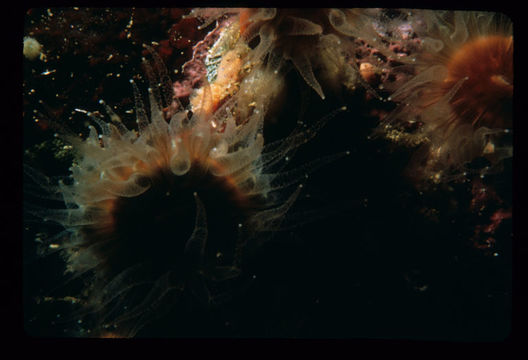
[444,35,513,129]
[81,163,262,283]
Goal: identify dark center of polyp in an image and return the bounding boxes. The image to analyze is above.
[85,164,261,280]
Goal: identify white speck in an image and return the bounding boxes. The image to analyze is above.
[23,36,43,61]
[41,69,56,76]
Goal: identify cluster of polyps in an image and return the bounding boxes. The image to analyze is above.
[187,8,364,101]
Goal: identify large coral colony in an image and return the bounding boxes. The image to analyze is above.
[23,8,512,337]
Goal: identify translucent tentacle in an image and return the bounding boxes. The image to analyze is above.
[289,52,325,99]
[184,193,208,268]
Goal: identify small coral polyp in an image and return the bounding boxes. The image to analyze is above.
[377,10,513,183]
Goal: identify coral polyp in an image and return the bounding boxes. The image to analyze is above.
[375,10,513,184]
[443,34,512,129]
[24,49,338,336]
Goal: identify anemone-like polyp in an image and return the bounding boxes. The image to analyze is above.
[25,50,330,336]
[375,10,513,184]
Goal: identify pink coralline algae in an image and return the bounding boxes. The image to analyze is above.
[172,17,235,99]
